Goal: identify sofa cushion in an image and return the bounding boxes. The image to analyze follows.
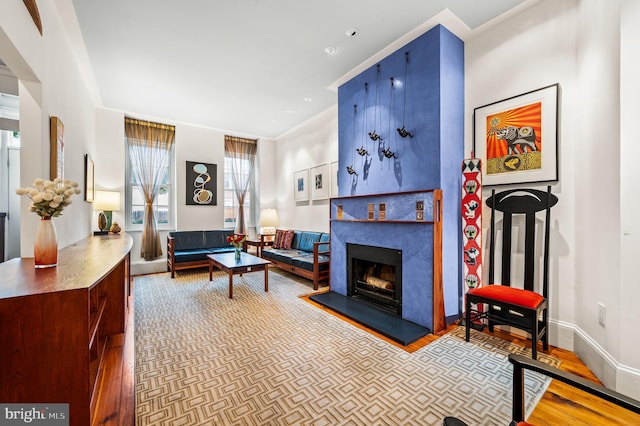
[204,229,234,248]
[174,248,211,263]
[273,229,286,248]
[207,247,235,254]
[318,233,330,254]
[296,231,322,252]
[262,248,306,264]
[282,230,295,249]
[290,253,330,272]
[170,231,204,250]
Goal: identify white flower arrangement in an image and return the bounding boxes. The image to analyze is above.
[16,178,82,218]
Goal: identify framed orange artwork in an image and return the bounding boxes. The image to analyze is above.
[473,84,559,187]
[50,116,64,180]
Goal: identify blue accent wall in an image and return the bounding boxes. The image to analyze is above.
[333,25,464,326]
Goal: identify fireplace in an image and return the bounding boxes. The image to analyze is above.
[347,243,402,316]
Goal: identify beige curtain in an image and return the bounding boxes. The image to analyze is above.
[125,118,175,260]
[224,135,257,235]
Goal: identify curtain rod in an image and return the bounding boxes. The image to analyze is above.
[224,135,257,144]
[125,117,175,131]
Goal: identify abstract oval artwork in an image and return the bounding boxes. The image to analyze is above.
[186,161,217,206]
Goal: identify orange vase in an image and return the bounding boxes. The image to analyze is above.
[34,217,58,268]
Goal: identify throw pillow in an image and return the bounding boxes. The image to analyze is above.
[282,230,295,249]
[273,229,286,249]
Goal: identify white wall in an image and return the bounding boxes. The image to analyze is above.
[618,0,640,396]
[275,106,338,232]
[1,1,95,253]
[466,0,640,396]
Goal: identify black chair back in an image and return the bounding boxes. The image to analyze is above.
[487,186,558,297]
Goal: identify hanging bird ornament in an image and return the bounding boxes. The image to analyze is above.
[382,146,397,159]
[346,165,358,176]
[356,146,369,156]
[397,52,414,139]
[397,126,413,138]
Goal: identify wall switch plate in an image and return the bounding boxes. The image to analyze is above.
[598,303,606,326]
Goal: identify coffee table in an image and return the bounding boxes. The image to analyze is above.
[208,252,272,299]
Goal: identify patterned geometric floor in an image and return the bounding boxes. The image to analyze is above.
[135,269,559,426]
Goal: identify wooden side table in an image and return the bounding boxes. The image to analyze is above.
[243,235,274,257]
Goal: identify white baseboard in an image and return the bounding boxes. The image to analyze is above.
[551,320,640,400]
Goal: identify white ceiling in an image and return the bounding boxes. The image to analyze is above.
[69,0,531,139]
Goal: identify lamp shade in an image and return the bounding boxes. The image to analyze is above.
[93,191,121,211]
[259,208,278,235]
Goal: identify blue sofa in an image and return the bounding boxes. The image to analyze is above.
[260,230,330,290]
[167,230,235,277]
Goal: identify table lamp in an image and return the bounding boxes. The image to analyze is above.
[259,208,278,235]
[94,190,120,235]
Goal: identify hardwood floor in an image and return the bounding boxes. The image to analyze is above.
[95,286,639,425]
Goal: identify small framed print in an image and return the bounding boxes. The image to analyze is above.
[337,204,343,220]
[50,116,64,180]
[330,161,339,197]
[84,154,94,202]
[416,200,424,221]
[379,203,386,221]
[368,203,374,220]
[310,164,329,200]
[294,169,309,202]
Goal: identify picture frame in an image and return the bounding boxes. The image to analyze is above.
[50,116,64,180]
[186,161,217,205]
[294,169,309,202]
[84,154,94,203]
[330,161,339,198]
[310,163,329,200]
[473,83,559,187]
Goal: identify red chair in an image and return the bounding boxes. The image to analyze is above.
[465,186,557,359]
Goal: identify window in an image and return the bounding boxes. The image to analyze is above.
[125,140,175,231]
[223,150,253,228]
[223,136,257,231]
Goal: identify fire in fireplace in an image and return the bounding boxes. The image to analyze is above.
[347,243,402,316]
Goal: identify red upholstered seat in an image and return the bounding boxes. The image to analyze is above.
[467,285,544,309]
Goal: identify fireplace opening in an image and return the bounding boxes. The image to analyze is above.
[347,243,402,316]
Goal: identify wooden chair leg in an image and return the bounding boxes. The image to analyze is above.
[465,300,471,342]
[542,311,549,350]
[531,315,539,360]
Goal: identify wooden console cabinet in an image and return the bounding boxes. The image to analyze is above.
[0,233,133,426]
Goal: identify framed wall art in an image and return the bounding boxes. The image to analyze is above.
[294,169,309,202]
[84,154,94,202]
[330,161,339,197]
[310,163,329,200]
[473,83,559,187]
[50,116,64,180]
[186,161,217,205]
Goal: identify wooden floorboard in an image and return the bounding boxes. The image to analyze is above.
[103,281,638,425]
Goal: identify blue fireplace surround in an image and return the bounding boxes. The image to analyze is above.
[331,24,464,331]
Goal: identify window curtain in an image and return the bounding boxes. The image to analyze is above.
[125,118,175,260]
[224,135,257,235]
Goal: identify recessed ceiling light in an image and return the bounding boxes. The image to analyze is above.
[324,46,337,54]
[285,109,295,114]
[346,27,358,37]
[304,97,313,102]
